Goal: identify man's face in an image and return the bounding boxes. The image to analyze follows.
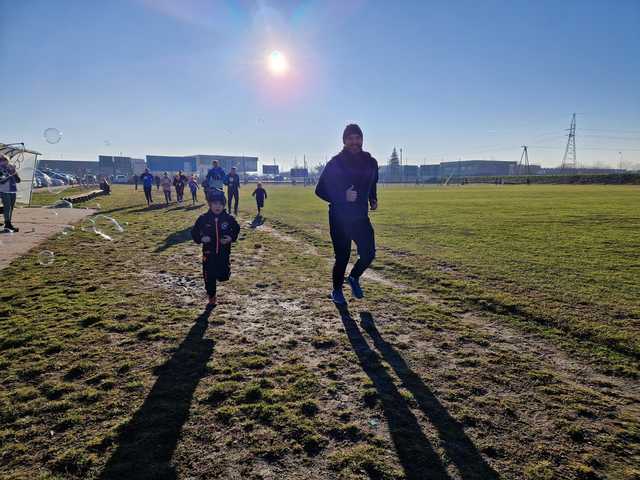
[344,134,363,154]
[213,161,218,168]
[210,202,224,214]
[231,169,236,175]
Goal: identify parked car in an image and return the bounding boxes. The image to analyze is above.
[113,174,128,184]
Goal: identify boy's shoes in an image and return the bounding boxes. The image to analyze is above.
[347,276,363,299]
[331,289,347,305]
[4,224,18,233]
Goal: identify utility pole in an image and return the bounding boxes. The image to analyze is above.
[561,113,577,170]
[518,145,530,176]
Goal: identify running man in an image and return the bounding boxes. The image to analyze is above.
[140,168,154,206]
[204,160,226,195]
[225,166,241,216]
[315,124,379,305]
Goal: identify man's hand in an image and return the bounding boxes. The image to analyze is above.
[201,235,211,243]
[370,200,378,211]
[6,165,15,174]
[346,185,358,202]
[220,235,232,245]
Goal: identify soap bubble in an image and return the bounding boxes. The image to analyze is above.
[80,217,96,233]
[95,203,101,210]
[44,128,62,144]
[94,215,125,234]
[38,250,55,266]
[60,226,75,236]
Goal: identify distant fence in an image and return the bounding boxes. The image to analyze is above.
[466,173,640,185]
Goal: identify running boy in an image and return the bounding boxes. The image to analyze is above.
[188,175,199,205]
[191,190,240,307]
[252,183,267,215]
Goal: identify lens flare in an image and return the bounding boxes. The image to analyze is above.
[267,50,288,75]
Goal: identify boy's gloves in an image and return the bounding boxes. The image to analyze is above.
[220,235,232,245]
[201,236,211,243]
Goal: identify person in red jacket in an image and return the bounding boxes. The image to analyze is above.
[191,190,240,308]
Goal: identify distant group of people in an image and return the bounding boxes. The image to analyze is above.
[136,160,268,216]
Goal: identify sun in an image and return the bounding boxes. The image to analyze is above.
[267,50,288,76]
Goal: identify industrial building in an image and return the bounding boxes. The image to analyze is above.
[146,154,258,177]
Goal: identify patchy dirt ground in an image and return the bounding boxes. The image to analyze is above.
[0,207,95,269]
[1,188,638,480]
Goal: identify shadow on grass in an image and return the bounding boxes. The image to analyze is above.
[249,214,265,229]
[359,311,500,480]
[98,308,215,480]
[336,304,451,480]
[155,227,193,253]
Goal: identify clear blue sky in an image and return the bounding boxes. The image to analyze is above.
[2,0,639,169]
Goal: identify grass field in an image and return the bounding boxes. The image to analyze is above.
[1,184,638,480]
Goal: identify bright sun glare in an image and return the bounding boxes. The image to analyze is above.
[267,50,288,76]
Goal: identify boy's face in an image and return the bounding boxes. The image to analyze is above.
[209,201,224,214]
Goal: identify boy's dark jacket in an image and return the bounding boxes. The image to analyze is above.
[191,210,240,261]
[315,149,378,218]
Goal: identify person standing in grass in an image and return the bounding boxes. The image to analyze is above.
[161,172,173,205]
[191,190,240,308]
[155,174,161,190]
[252,182,267,215]
[133,174,139,190]
[188,175,199,205]
[140,168,154,206]
[0,154,21,233]
[225,166,241,216]
[315,123,379,305]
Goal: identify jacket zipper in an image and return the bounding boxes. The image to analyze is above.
[214,217,220,254]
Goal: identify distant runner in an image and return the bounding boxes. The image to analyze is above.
[161,172,172,205]
[315,124,379,305]
[154,174,161,190]
[252,183,267,215]
[140,168,154,207]
[225,166,241,216]
[188,175,199,205]
[173,170,188,204]
[204,160,226,196]
[133,174,139,191]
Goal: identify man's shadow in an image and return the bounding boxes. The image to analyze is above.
[338,305,500,480]
[337,304,451,480]
[98,308,215,480]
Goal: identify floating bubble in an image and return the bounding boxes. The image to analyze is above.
[94,214,125,234]
[61,225,75,236]
[43,128,62,144]
[80,217,97,233]
[94,230,113,241]
[104,140,111,147]
[38,250,55,266]
[95,203,101,210]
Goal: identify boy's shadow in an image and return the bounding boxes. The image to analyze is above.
[249,214,265,229]
[98,308,215,479]
[155,227,192,253]
[336,305,500,480]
